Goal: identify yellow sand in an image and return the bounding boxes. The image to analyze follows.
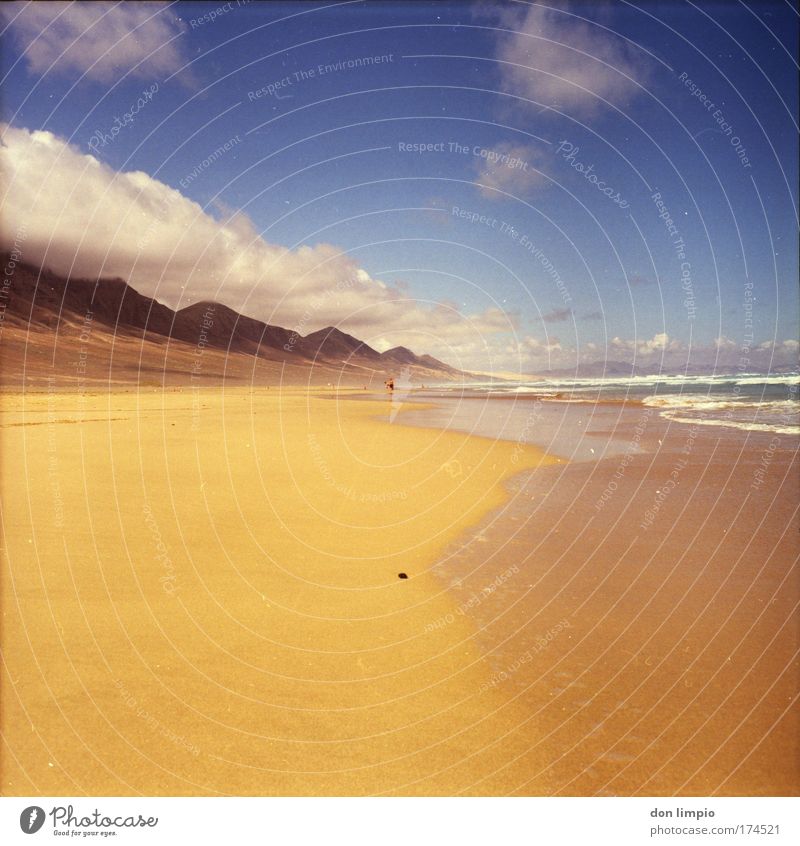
[1,387,559,795]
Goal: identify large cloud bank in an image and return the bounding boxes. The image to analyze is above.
[0,123,520,369]
[3,125,795,375]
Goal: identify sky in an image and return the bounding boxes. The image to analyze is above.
[1,0,798,374]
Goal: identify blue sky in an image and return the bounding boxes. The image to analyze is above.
[1,0,797,373]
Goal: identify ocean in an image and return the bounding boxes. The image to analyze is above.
[392,373,799,463]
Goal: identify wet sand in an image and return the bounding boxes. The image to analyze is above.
[422,398,799,795]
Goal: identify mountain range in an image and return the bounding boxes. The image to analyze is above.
[0,255,466,387]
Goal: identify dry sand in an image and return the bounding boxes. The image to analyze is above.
[3,387,796,796]
[1,387,561,795]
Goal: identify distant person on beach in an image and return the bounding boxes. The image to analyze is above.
[385,378,394,392]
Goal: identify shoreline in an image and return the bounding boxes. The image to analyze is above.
[417,402,799,795]
[2,386,797,795]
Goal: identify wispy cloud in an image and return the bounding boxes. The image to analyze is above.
[479,1,648,117]
[506,332,800,373]
[474,142,549,200]
[542,307,572,323]
[3,1,188,83]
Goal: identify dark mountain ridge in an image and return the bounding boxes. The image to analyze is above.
[299,326,384,362]
[1,255,464,379]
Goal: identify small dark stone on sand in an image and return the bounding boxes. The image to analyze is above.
[398,572,408,579]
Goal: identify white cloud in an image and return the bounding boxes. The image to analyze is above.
[501,335,566,368]
[495,329,799,376]
[4,125,794,377]
[0,123,518,371]
[611,332,682,356]
[3,2,188,83]
[481,2,647,117]
[474,142,549,200]
[755,339,800,357]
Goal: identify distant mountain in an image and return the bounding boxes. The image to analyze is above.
[299,326,383,362]
[171,301,294,357]
[0,255,471,385]
[380,346,461,374]
[382,345,417,365]
[540,360,643,378]
[4,258,175,337]
[416,353,462,375]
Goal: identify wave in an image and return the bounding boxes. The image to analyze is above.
[733,375,799,386]
[468,373,799,393]
[641,395,798,411]
[660,411,800,436]
[505,387,561,396]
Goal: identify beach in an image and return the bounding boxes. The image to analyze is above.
[420,393,799,796]
[1,385,797,796]
[1,386,562,795]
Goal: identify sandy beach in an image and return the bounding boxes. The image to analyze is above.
[420,397,800,796]
[2,386,797,797]
[2,2,799,825]
[1,387,565,796]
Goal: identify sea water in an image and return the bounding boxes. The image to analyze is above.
[401,373,799,457]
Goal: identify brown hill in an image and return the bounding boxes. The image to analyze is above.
[0,255,471,388]
[299,326,382,362]
[171,301,296,359]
